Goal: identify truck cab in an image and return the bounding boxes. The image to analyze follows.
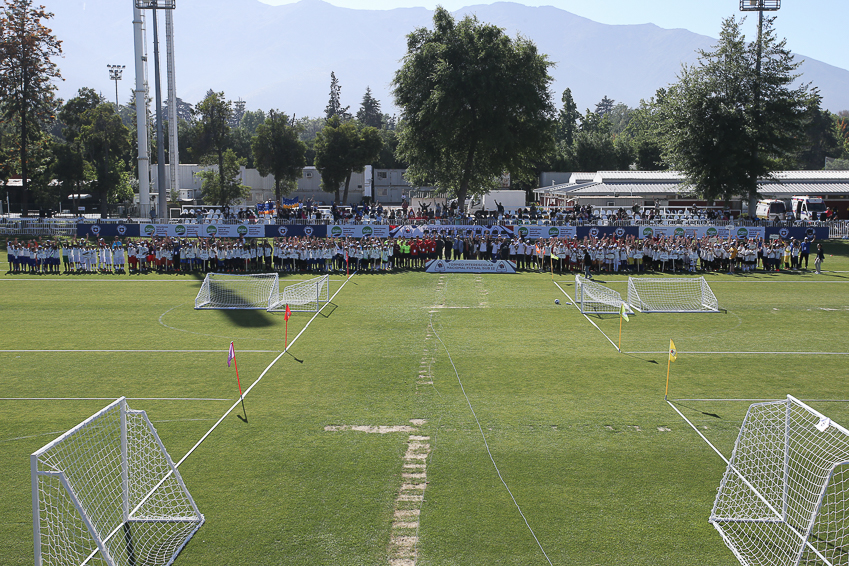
[791,196,827,221]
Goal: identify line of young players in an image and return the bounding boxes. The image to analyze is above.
[6,239,126,274]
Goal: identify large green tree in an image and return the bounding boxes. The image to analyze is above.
[356,86,383,129]
[314,115,382,204]
[78,104,132,218]
[0,0,62,216]
[194,91,232,196]
[196,148,249,207]
[660,16,808,210]
[392,7,555,211]
[251,109,307,201]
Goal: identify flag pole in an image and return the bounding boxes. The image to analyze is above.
[618,311,623,352]
[230,342,247,421]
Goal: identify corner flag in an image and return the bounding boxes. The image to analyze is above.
[669,339,677,362]
[228,341,235,367]
[619,303,629,322]
[284,304,291,322]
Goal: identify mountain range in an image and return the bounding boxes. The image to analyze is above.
[49,0,849,117]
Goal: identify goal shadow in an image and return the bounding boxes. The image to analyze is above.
[190,272,276,328]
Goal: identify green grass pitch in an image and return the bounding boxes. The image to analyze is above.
[2,241,849,566]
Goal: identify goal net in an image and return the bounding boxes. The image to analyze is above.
[268,275,329,313]
[574,275,633,315]
[710,395,849,566]
[31,397,203,566]
[194,273,279,310]
[626,276,719,313]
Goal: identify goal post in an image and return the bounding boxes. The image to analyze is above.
[31,397,203,566]
[268,275,329,313]
[627,276,719,313]
[710,395,849,566]
[574,275,633,315]
[195,273,279,310]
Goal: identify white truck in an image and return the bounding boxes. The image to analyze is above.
[467,190,526,215]
[791,196,827,221]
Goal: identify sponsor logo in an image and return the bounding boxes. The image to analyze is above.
[116,225,127,235]
[518,227,529,237]
[175,225,186,236]
[304,227,314,236]
[90,225,101,235]
[642,227,653,237]
[615,227,625,237]
[144,225,155,235]
[674,227,685,236]
[331,226,343,237]
[206,225,218,236]
[237,225,248,236]
[779,228,789,238]
[362,226,373,236]
[706,227,718,237]
[496,261,507,272]
[589,228,600,237]
[737,228,749,238]
[277,226,288,236]
[806,228,815,237]
[549,227,559,237]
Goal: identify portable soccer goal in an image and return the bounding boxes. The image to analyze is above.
[268,274,329,313]
[574,275,633,315]
[194,272,279,310]
[626,276,719,313]
[31,397,203,566]
[710,395,849,566]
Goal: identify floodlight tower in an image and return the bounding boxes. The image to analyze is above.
[739,0,781,80]
[135,0,175,222]
[107,64,125,107]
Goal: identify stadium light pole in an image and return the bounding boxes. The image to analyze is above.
[107,65,125,107]
[135,0,175,222]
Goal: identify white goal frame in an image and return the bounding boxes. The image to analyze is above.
[626,276,719,313]
[268,275,329,313]
[710,395,849,566]
[194,272,279,310]
[574,275,633,315]
[31,397,203,566]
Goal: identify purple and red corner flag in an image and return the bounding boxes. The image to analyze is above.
[284,304,291,321]
[228,342,235,367]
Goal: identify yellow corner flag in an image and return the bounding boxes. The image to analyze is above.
[617,303,629,352]
[665,339,677,400]
[619,303,629,322]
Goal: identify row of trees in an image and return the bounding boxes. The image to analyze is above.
[2,0,848,216]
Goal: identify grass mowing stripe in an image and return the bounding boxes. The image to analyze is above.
[0,397,232,401]
[0,349,279,353]
[553,280,620,351]
[429,313,554,566]
[673,399,849,403]
[666,400,730,465]
[628,351,849,355]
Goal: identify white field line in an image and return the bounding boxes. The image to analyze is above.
[0,349,279,353]
[628,351,849,355]
[0,397,231,401]
[586,279,849,284]
[553,281,620,352]
[673,398,849,403]
[428,315,554,566]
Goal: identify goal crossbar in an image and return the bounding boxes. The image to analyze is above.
[195,273,279,310]
[710,395,849,566]
[627,276,719,313]
[574,275,633,315]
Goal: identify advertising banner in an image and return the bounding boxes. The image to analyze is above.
[266,225,328,238]
[765,226,828,241]
[80,224,141,238]
[575,226,638,240]
[425,259,517,274]
[326,224,390,239]
[635,225,766,240]
[513,225,578,240]
[391,224,513,239]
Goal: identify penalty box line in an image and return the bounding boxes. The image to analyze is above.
[175,271,355,469]
[553,281,620,352]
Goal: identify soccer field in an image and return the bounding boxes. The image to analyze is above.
[2,241,849,566]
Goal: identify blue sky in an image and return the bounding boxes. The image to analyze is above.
[259,0,848,72]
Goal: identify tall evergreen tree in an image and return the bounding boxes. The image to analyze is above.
[595,95,615,117]
[0,0,62,216]
[356,86,383,129]
[325,72,350,121]
[556,88,579,146]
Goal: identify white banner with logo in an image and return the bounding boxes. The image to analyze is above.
[328,224,390,239]
[636,225,766,240]
[513,225,578,240]
[391,224,513,239]
[140,223,266,239]
[425,259,517,274]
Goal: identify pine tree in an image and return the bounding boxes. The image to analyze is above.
[556,88,579,146]
[356,86,383,129]
[595,95,615,117]
[325,72,350,121]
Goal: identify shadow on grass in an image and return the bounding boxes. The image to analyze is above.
[671,400,722,419]
[620,352,660,365]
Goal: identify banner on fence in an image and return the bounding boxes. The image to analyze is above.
[390,224,513,239]
[635,225,766,240]
[326,224,390,239]
[425,259,517,273]
[266,225,327,238]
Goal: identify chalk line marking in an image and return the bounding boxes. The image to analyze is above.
[553,280,619,352]
[429,316,553,566]
[0,349,278,353]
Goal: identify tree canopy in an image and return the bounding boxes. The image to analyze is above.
[251,109,307,201]
[392,7,555,211]
[313,115,382,204]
